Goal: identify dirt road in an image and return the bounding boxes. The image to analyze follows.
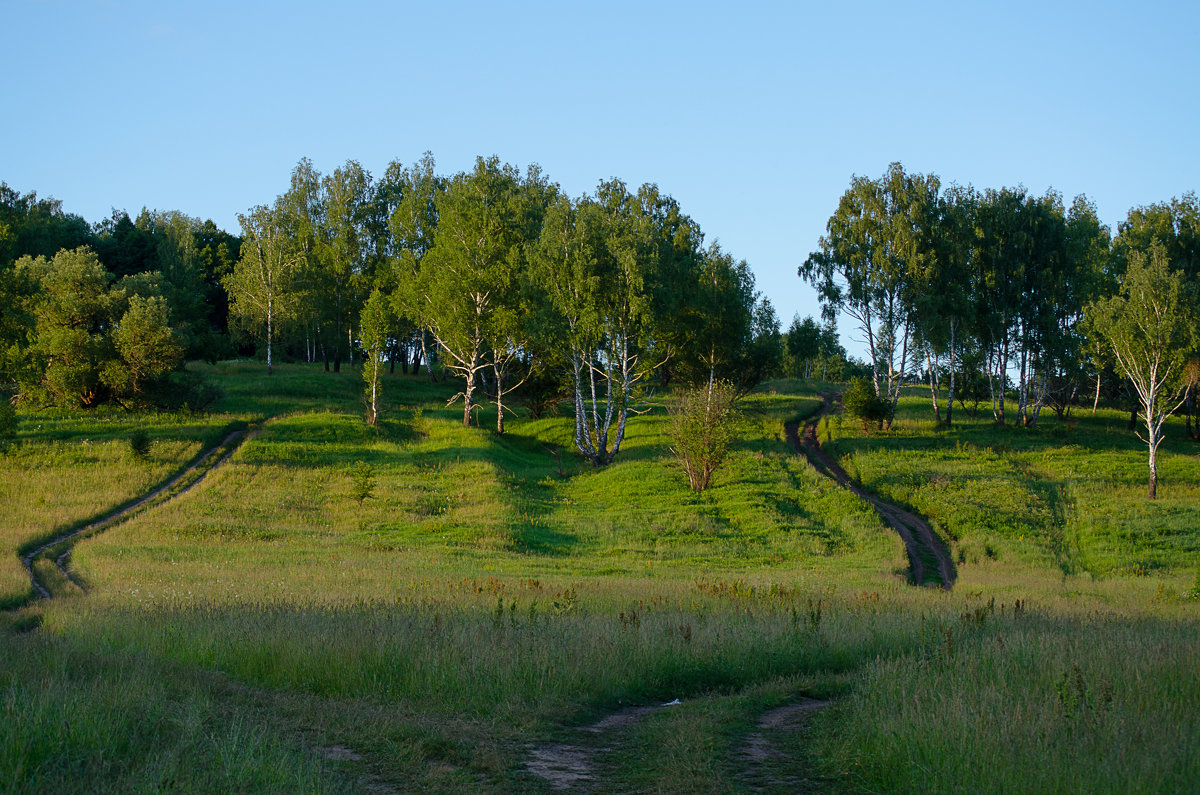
[15,428,249,604]
[786,395,956,589]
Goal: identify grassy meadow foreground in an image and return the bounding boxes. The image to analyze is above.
[3,363,1199,793]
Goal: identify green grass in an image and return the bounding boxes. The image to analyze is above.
[822,390,1200,578]
[1,630,336,793]
[0,408,237,607]
[811,598,1200,794]
[3,367,1199,791]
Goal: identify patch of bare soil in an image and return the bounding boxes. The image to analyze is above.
[787,395,956,589]
[526,744,597,790]
[526,704,672,790]
[316,744,363,762]
[737,698,831,792]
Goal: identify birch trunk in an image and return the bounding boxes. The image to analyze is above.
[494,363,505,435]
[266,307,274,376]
[926,350,940,423]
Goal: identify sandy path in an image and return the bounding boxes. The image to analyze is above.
[737,698,831,792]
[526,705,668,790]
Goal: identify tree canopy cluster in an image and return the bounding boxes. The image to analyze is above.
[222,155,785,463]
[0,185,239,408]
[0,157,797,469]
[803,165,1200,425]
[10,159,1195,488]
[803,164,1199,495]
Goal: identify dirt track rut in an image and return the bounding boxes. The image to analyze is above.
[786,394,956,589]
[15,428,248,604]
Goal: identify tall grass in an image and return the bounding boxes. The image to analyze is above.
[810,599,1200,793]
[1,629,337,793]
[5,368,1199,791]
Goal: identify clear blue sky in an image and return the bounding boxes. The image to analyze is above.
[4,0,1198,357]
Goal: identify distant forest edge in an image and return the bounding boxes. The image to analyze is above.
[2,159,1198,459]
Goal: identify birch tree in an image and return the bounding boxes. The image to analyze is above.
[384,152,442,379]
[225,204,300,375]
[800,163,939,427]
[417,156,525,427]
[319,161,373,372]
[1086,243,1197,498]
[278,159,327,366]
[360,287,392,426]
[532,182,691,464]
[677,242,756,389]
[915,184,976,426]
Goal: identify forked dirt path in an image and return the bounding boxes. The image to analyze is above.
[527,393,955,789]
[527,697,832,792]
[786,394,956,589]
[15,428,250,603]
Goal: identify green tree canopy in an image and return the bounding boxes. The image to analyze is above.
[1086,242,1197,498]
[15,247,184,407]
[225,204,302,375]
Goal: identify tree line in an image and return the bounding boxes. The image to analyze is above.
[0,186,239,410]
[803,163,1199,496]
[224,155,792,465]
[1,158,811,466]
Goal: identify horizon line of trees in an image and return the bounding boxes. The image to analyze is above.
[1,159,800,466]
[223,154,788,465]
[8,160,1194,484]
[803,162,1199,497]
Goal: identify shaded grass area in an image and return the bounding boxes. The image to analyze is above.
[811,599,1200,794]
[10,576,1197,792]
[8,577,931,792]
[0,629,340,793]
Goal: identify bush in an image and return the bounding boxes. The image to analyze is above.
[129,429,152,458]
[0,398,16,453]
[668,380,739,492]
[842,377,890,430]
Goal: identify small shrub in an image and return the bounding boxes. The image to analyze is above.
[410,406,427,436]
[350,461,376,507]
[668,380,739,492]
[129,429,152,459]
[842,377,890,430]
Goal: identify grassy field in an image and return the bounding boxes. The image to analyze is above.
[3,364,1199,792]
[0,409,240,608]
[821,390,1200,578]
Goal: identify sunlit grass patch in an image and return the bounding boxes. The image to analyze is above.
[824,391,1200,576]
[0,423,219,606]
